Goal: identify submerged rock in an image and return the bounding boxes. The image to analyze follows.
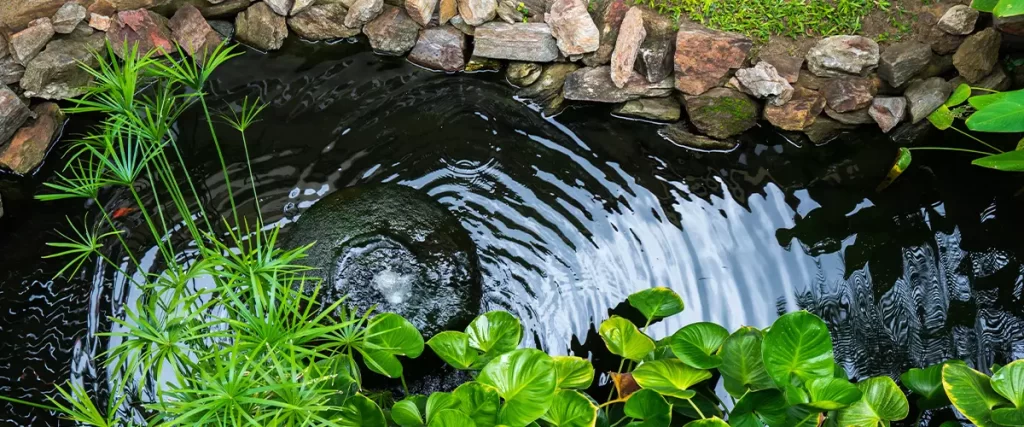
[953,28,1000,83]
[21,32,106,100]
[806,35,879,77]
[612,96,680,122]
[904,77,951,123]
[803,115,853,144]
[364,5,420,55]
[658,121,738,151]
[408,26,466,72]
[683,87,759,139]
[0,103,64,175]
[562,66,673,103]
[287,4,361,40]
[472,22,558,62]
[236,2,288,51]
[673,24,751,95]
[518,62,579,115]
[286,184,481,338]
[506,61,543,87]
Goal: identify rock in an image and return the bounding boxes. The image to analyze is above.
[70,21,95,37]
[822,76,876,113]
[733,62,793,106]
[169,5,223,59]
[109,9,173,57]
[189,0,256,19]
[803,116,853,144]
[0,57,24,85]
[89,13,112,31]
[472,22,558,62]
[209,20,235,39]
[21,32,106,100]
[9,18,55,65]
[995,14,1024,37]
[88,0,116,16]
[0,103,63,175]
[496,0,523,24]
[823,105,872,125]
[406,0,439,26]
[457,0,496,25]
[449,15,475,35]
[439,0,457,24]
[506,61,542,86]
[953,28,1001,83]
[682,87,759,139]
[634,7,673,83]
[658,121,738,151]
[291,0,315,15]
[937,5,978,35]
[1,0,74,31]
[518,62,579,115]
[287,4,360,40]
[904,77,951,123]
[264,0,294,16]
[547,0,599,56]
[878,41,932,87]
[563,66,672,103]
[610,7,644,89]
[464,56,501,71]
[950,66,1012,95]
[364,5,420,55]
[756,36,808,83]
[673,24,751,95]
[806,35,879,77]
[0,85,32,146]
[889,119,937,146]
[612,96,679,121]
[918,53,954,79]
[928,25,965,55]
[346,0,385,27]
[869,96,906,133]
[236,2,287,51]
[763,86,826,131]
[51,2,87,34]
[582,0,628,67]
[408,26,465,72]
[285,184,481,338]
[796,70,828,91]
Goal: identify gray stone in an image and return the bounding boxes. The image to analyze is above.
[937,5,978,35]
[518,62,579,115]
[634,7,673,83]
[563,66,672,103]
[869,96,906,133]
[878,41,932,87]
[364,5,420,55]
[407,0,439,26]
[822,76,876,113]
[612,96,680,121]
[472,22,558,62]
[806,35,879,77]
[823,105,872,125]
[918,53,954,80]
[51,2,87,34]
[0,102,64,175]
[763,86,826,131]
[449,15,475,35]
[611,7,644,89]
[9,18,55,65]
[21,32,106,100]
[928,25,965,55]
[291,0,315,15]
[0,57,25,85]
[209,20,235,40]
[496,0,523,23]
[904,77,951,123]
[0,85,31,146]
[169,5,223,59]
[547,0,599,56]
[733,62,793,106]
[288,4,361,40]
[408,26,465,72]
[345,0,385,27]
[581,0,629,67]
[803,116,854,145]
[673,24,752,95]
[236,2,287,51]
[264,0,293,16]
[658,121,738,151]
[506,61,543,86]
[682,87,759,139]
[457,0,496,25]
[953,28,1001,83]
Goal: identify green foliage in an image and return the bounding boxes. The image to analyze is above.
[623,389,671,424]
[901,363,950,409]
[600,316,656,362]
[762,311,835,388]
[627,287,685,323]
[553,356,595,390]
[836,377,909,426]
[477,349,557,426]
[972,0,1024,16]
[670,322,729,369]
[632,359,711,400]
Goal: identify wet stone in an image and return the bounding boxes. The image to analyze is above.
[869,96,906,133]
[408,26,466,72]
[763,86,826,131]
[464,56,502,71]
[518,62,579,115]
[235,2,288,51]
[683,87,759,139]
[612,96,680,122]
[364,5,420,55]
[0,103,64,175]
[562,66,673,103]
[506,61,543,87]
[287,4,361,40]
[803,115,854,145]
[658,121,738,151]
[472,22,558,62]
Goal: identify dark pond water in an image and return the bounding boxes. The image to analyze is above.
[2,38,1024,425]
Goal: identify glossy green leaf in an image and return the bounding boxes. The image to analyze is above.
[645,337,675,362]
[834,362,848,379]
[969,90,1024,110]
[804,377,862,410]
[466,311,522,355]
[992,360,1024,408]
[393,396,428,426]
[624,389,671,421]
[928,105,955,130]
[428,409,478,427]
[784,405,824,427]
[972,0,999,12]
[877,147,912,192]
[427,392,460,421]
[967,101,1024,133]
[730,389,788,427]
[453,382,500,427]
[539,390,599,427]
[901,363,950,409]
[553,356,594,389]
[337,394,387,427]
[427,331,479,370]
[836,377,909,427]
[947,83,973,107]
[627,287,685,322]
[973,150,1024,172]
[671,392,725,420]
[719,326,774,398]
[682,416,729,427]
[670,322,729,369]
[478,348,557,426]
[762,311,835,388]
[943,361,1010,427]
[995,0,1024,17]
[599,316,655,362]
[357,347,403,378]
[1016,138,1024,151]
[993,407,1024,426]
[632,359,712,400]
[366,312,424,357]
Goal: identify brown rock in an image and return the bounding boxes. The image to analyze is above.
[547,0,599,56]
[21,32,106,100]
[346,0,385,27]
[953,28,1001,83]
[822,77,876,113]
[755,36,810,83]
[673,24,751,95]
[457,0,497,25]
[1,0,73,31]
[610,7,644,89]
[235,2,288,51]
[0,57,24,85]
[406,0,439,26]
[683,87,759,139]
[89,0,116,16]
[288,4,361,40]
[291,0,315,15]
[109,9,174,57]
[803,116,853,145]
[472,22,558,62]
[9,18,55,65]
[439,0,458,24]
[763,86,826,131]
[0,85,32,146]
[89,13,112,31]
[927,25,965,55]
[364,5,420,55]
[0,103,63,175]
[169,5,223,59]
[868,96,906,133]
[796,70,828,91]
[51,2,88,34]
[581,0,628,66]
[634,7,673,83]
[823,105,872,125]
[562,66,673,103]
[408,26,465,72]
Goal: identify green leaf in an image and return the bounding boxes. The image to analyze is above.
[670,322,729,369]
[427,331,479,370]
[947,83,973,107]
[943,361,1010,427]
[540,390,599,427]
[995,0,1024,17]
[803,377,863,410]
[928,104,955,130]
[599,316,655,362]
[834,362,848,379]
[337,394,387,427]
[428,409,478,427]
[627,287,685,322]
[632,359,712,400]
[466,311,523,355]
[901,363,950,409]
[624,389,671,422]
[972,150,1024,171]
[730,389,788,427]
[644,337,675,362]
[453,382,500,427]
[682,416,729,427]
[836,377,909,427]
[357,347,403,378]
[992,360,1024,408]
[478,348,557,426]
[719,326,774,398]
[427,392,461,421]
[969,90,1024,110]
[762,311,835,388]
[967,101,1024,133]
[366,313,424,357]
[553,356,595,389]
[393,396,428,426]
[877,147,912,192]
[972,0,999,12]
[993,407,1024,425]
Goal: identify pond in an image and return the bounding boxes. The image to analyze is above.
[1,38,1023,425]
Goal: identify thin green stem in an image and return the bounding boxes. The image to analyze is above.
[238,130,263,226]
[129,186,174,268]
[400,374,409,396]
[0,395,60,412]
[96,202,143,271]
[950,126,1004,154]
[686,398,706,419]
[198,96,239,229]
[908,146,995,156]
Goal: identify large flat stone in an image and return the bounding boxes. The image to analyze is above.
[287,3,361,40]
[364,5,420,55]
[763,86,826,131]
[408,26,466,72]
[673,24,751,95]
[0,103,64,175]
[472,22,558,62]
[612,97,680,122]
[562,66,672,103]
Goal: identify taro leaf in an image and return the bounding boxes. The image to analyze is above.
[671,391,725,420]
[972,0,1000,12]
[947,83,973,107]
[966,101,1024,133]
[995,0,1024,17]
[624,389,671,422]
[337,393,387,427]
[719,326,775,398]
[928,105,955,130]
[836,377,909,427]
[682,416,729,427]
[901,363,950,409]
[670,322,729,370]
[393,395,429,426]
[645,337,675,362]
[553,356,595,389]
[785,405,824,427]
[599,316,656,362]
[973,151,1024,172]
[969,88,1024,109]
[453,381,500,427]
[761,311,835,388]
[632,359,712,400]
[477,348,557,426]
[803,377,863,410]
[426,392,461,422]
[366,313,424,357]
[466,311,523,356]
[730,389,788,427]
[992,407,1024,426]
[877,147,912,192]
[428,409,478,427]
[991,360,1024,408]
[539,389,599,427]
[357,348,403,378]
[834,362,848,379]
[1017,138,1024,151]
[627,287,685,322]
[427,331,479,370]
[943,361,1010,427]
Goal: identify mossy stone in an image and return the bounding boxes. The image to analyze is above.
[683,87,760,139]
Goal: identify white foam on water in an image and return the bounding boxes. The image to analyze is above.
[372,267,414,305]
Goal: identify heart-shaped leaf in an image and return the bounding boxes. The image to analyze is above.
[969,89,1024,109]
[682,416,729,427]
[628,287,685,322]
[730,389,788,427]
[453,382,500,427]
[928,105,955,130]
[804,377,862,410]
[973,151,1024,172]
[836,376,909,427]
[967,100,1024,133]
[992,360,1024,408]
[599,316,655,362]
[670,322,729,369]
[624,389,671,422]
[427,392,460,421]
[762,311,834,388]
[366,313,424,357]
[539,389,598,427]
[478,348,556,426]
[357,347,403,378]
[393,396,428,426]
[466,311,522,355]
[553,356,594,390]
[427,331,479,370]
[719,326,775,398]
[632,359,712,400]
[337,393,386,427]
[428,409,477,427]
[946,83,972,107]
[901,363,950,409]
[943,361,1011,427]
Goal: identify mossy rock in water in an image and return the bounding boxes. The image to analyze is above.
[286,184,481,337]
